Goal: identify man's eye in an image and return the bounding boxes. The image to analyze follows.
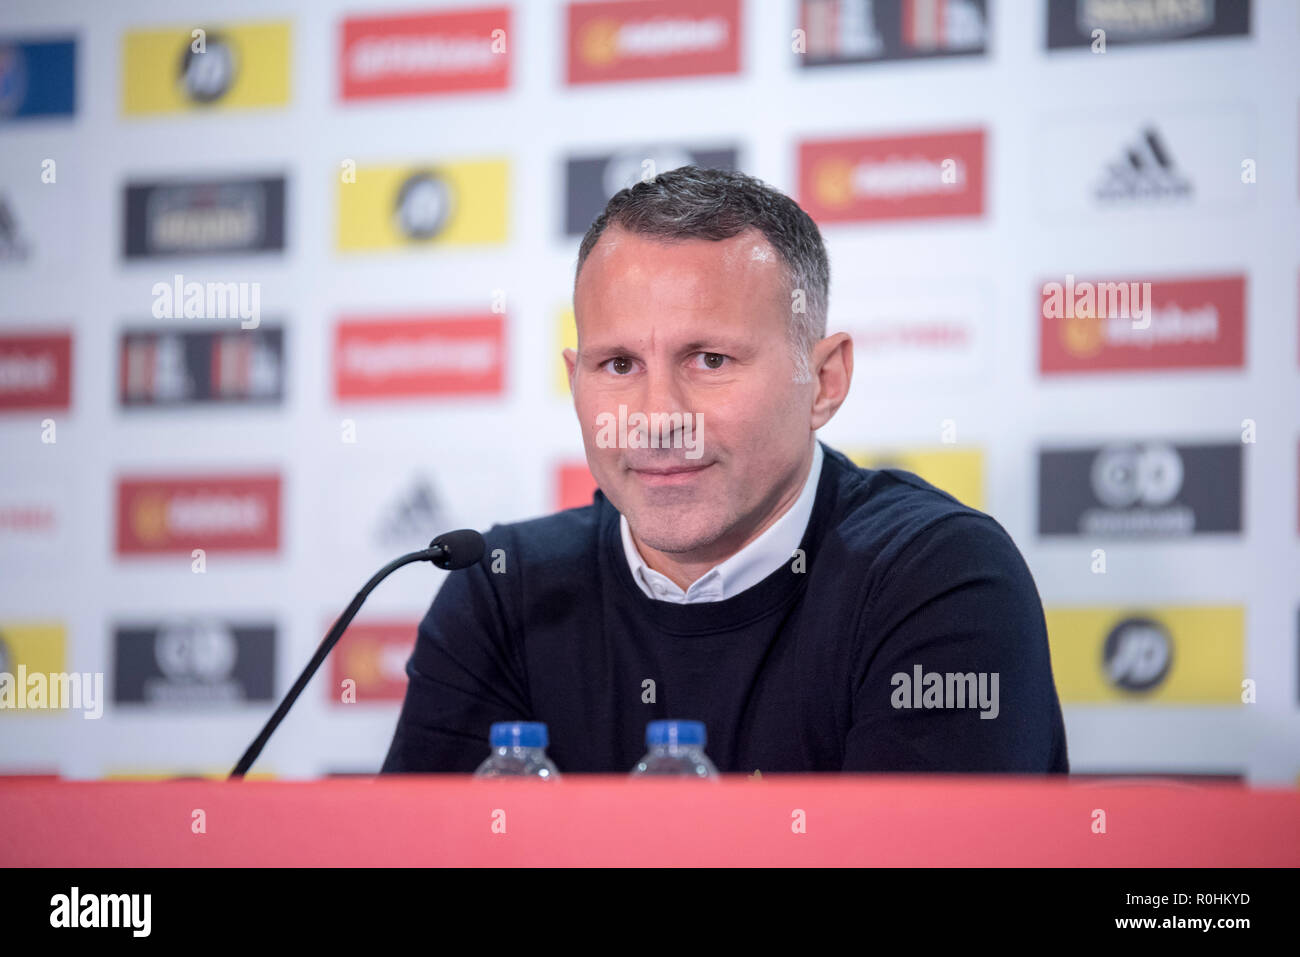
[695,353,727,370]
[604,357,634,375]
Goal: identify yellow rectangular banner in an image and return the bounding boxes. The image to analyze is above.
[0,622,66,676]
[1046,606,1244,704]
[0,623,68,718]
[556,307,577,395]
[337,161,509,251]
[122,22,291,115]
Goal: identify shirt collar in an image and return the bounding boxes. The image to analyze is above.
[619,441,824,604]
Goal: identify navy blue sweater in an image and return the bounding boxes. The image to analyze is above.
[381,442,1068,774]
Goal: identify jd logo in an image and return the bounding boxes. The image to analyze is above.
[179,33,236,104]
[1103,616,1172,693]
[394,171,452,241]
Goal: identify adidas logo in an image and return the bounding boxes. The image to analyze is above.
[375,476,447,548]
[1094,127,1193,203]
[0,196,30,261]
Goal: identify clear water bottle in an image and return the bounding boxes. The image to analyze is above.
[631,720,719,778]
[473,721,561,779]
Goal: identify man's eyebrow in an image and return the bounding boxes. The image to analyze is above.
[581,343,639,360]
[582,338,747,358]
[679,338,748,353]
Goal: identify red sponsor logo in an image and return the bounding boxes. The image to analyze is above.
[116,475,280,555]
[0,332,72,412]
[340,7,511,100]
[566,0,741,85]
[334,315,505,399]
[798,129,985,223]
[1040,275,1246,374]
[330,620,416,703]
[556,462,598,510]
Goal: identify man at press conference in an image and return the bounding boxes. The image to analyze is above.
[381,166,1069,774]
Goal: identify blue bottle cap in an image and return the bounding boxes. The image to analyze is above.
[489,721,548,749]
[646,719,706,748]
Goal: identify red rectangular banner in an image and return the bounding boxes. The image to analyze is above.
[798,129,985,223]
[1039,275,1246,374]
[566,0,741,85]
[334,315,505,399]
[0,332,72,412]
[116,474,281,555]
[340,7,511,100]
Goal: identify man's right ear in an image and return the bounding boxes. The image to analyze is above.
[563,348,577,395]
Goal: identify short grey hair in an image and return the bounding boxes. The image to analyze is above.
[574,165,830,383]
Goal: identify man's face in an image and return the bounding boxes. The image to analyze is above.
[566,224,816,561]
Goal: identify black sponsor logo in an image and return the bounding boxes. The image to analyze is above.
[564,146,739,236]
[113,620,275,706]
[1103,616,1173,692]
[1039,441,1242,536]
[799,0,987,66]
[375,474,447,549]
[393,170,452,241]
[178,31,237,103]
[1047,0,1250,49]
[1095,126,1193,203]
[119,326,284,407]
[124,175,286,258]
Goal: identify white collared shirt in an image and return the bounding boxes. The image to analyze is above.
[619,441,823,603]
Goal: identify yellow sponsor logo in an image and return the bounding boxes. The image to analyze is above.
[1046,606,1244,704]
[813,158,855,209]
[848,448,984,510]
[1062,314,1105,358]
[122,22,291,115]
[579,20,621,66]
[336,160,508,251]
[555,306,577,396]
[131,494,169,544]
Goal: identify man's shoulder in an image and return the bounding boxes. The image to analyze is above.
[819,444,1012,567]
[479,492,609,570]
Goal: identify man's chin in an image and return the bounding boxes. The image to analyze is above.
[624,510,729,557]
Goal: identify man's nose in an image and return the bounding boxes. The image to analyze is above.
[638,361,689,416]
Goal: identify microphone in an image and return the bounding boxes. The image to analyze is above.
[421,527,486,570]
[229,529,486,778]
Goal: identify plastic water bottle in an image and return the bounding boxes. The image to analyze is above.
[630,720,719,778]
[473,721,561,779]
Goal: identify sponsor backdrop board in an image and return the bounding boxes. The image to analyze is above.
[0,0,1296,784]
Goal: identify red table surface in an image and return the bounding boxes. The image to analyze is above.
[2,775,1297,867]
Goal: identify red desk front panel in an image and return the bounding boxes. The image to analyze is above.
[2,776,1296,867]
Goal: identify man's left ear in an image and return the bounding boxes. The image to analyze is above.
[809,332,853,430]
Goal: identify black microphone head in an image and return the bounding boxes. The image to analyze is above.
[428,529,486,570]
